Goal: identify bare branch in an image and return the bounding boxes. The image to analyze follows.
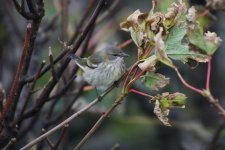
[74,95,124,150]
[0,23,33,123]
[14,61,46,126]
[20,84,115,150]
[20,0,106,122]
[49,47,59,81]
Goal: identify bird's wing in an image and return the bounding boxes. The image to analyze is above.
[87,53,104,68]
[67,53,86,70]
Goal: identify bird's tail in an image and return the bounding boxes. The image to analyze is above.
[67,53,85,70]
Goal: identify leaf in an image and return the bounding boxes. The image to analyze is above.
[130,28,144,48]
[138,55,158,71]
[141,72,170,91]
[153,92,187,126]
[154,100,171,126]
[165,22,208,62]
[154,27,175,68]
[188,23,222,55]
[164,1,187,29]
[158,92,187,109]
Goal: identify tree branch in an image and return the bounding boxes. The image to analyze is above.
[20,84,115,150]
[0,23,33,123]
[74,94,124,150]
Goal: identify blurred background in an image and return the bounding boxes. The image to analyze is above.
[0,0,225,149]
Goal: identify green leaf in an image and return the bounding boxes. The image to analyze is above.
[153,92,187,126]
[130,28,143,48]
[141,72,170,91]
[188,24,221,55]
[165,22,208,62]
[154,27,175,68]
[154,100,171,126]
[158,92,187,109]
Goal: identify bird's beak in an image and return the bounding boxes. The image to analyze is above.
[119,52,129,57]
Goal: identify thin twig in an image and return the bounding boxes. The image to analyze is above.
[74,94,124,150]
[60,0,69,41]
[44,85,84,127]
[2,138,17,150]
[14,61,46,126]
[24,48,71,83]
[20,84,115,150]
[96,0,121,24]
[49,47,59,81]
[69,0,96,45]
[53,124,69,149]
[47,74,77,101]
[45,132,54,149]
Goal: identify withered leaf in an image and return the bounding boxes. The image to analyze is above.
[153,92,187,126]
[154,27,175,68]
[138,55,158,71]
[141,72,170,91]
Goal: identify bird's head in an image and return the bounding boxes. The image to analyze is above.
[98,46,129,61]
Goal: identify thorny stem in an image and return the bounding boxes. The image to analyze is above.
[206,56,212,91]
[74,95,124,150]
[20,84,115,150]
[130,89,153,99]
[174,68,203,95]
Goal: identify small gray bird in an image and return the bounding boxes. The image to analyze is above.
[68,46,128,88]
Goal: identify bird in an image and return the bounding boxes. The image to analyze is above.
[67,45,129,89]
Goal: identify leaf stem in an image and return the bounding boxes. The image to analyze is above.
[122,61,141,94]
[130,89,153,98]
[175,68,203,95]
[206,56,212,91]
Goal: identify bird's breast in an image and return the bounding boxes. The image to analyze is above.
[83,57,126,87]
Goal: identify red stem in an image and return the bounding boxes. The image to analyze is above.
[130,89,153,98]
[206,56,212,91]
[117,39,133,49]
[122,61,140,91]
[175,68,203,95]
[0,24,32,123]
